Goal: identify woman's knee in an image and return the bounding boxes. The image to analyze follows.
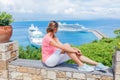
[64,43,71,47]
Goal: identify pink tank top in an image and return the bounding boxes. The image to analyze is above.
[42,34,57,62]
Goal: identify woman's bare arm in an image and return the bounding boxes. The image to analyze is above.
[50,38,77,53]
[54,38,63,46]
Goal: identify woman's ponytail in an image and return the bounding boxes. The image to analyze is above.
[46,21,58,33]
[46,27,54,33]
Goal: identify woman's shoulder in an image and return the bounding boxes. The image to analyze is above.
[53,37,59,41]
[44,34,50,38]
[43,34,52,40]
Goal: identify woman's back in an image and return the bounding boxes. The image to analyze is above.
[42,34,57,62]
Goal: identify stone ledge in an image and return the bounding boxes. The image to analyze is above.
[9,59,113,80]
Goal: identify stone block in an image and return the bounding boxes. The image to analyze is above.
[116,51,120,61]
[68,78,76,80]
[101,76,113,80]
[11,72,23,79]
[41,69,47,77]
[0,54,2,59]
[0,78,8,80]
[0,60,8,71]
[36,69,41,75]
[28,67,36,74]
[112,53,116,70]
[11,50,18,58]
[115,74,120,80]
[87,78,95,80]
[23,73,29,76]
[47,70,56,80]
[2,70,8,79]
[23,76,32,80]
[44,79,50,80]
[115,62,120,74]
[1,51,11,61]
[57,78,67,80]
[73,72,85,79]
[92,74,101,79]
[56,71,66,78]
[8,65,16,72]
[66,72,72,78]
[32,75,42,80]
[17,66,28,73]
[0,50,18,61]
[0,41,18,52]
[0,71,2,76]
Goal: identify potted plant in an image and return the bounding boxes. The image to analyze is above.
[0,12,14,43]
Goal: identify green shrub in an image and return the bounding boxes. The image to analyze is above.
[67,38,119,67]
[19,45,42,60]
[114,29,120,38]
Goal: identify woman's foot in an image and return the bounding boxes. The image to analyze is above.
[78,64,94,72]
[95,63,109,70]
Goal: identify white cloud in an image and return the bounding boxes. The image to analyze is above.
[0,0,14,5]
[64,8,75,14]
[0,0,120,20]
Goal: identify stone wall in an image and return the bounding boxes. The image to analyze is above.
[0,41,18,80]
[0,41,120,80]
[8,59,113,80]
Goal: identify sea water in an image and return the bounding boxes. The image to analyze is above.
[11,20,120,47]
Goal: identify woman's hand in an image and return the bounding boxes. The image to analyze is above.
[61,50,66,54]
[73,48,82,56]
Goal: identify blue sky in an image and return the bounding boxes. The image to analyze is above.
[0,0,120,21]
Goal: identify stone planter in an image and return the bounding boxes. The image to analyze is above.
[0,26,12,43]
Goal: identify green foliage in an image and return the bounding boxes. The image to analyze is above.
[19,38,119,67]
[114,29,120,38]
[0,12,14,26]
[19,45,42,60]
[115,40,120,50]
[114,29,120,50]
[92,40,98,43]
